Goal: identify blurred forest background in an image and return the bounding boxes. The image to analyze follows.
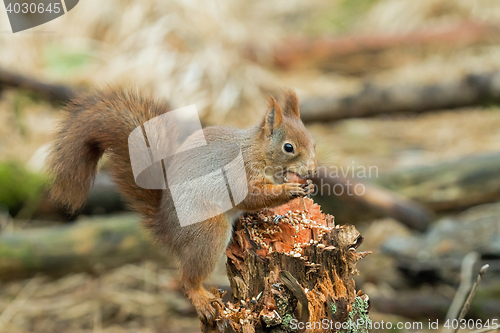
[1,0,500,332]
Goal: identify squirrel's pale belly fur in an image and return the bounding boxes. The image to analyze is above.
[47,88,317,325]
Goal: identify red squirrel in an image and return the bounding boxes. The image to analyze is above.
[48,88,317,324]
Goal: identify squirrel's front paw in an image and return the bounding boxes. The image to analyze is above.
[302,180,315,195]
[285,180,315,198]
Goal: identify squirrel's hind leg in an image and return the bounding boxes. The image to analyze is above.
[177,213,232,325]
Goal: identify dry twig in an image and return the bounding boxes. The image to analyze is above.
[0,69,76,103]
[446,252,480,322]
[454,264,490,333]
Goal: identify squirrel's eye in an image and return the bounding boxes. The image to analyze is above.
[283,143,294,153]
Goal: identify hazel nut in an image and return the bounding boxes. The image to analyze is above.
[285,171,307,185]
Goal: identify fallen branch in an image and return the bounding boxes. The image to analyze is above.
[299,71,500,123]
[266,22,497,70]
[0,69,76,103]
[313,152,500,229]
[0,215,164,281]
[313,167,432,232]
[375,152,500,211]
[382,201,500,286]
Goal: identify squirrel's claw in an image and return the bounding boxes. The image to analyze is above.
[300,180,315,196]
[186,288,218,326]
[196,302,217,326]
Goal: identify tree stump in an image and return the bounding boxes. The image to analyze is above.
[203,198,371,332]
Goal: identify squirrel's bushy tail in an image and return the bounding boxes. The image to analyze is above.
[48,88,169,218]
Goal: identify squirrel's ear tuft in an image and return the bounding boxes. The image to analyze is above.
[283,90,300,118]
[262,94,283,135]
